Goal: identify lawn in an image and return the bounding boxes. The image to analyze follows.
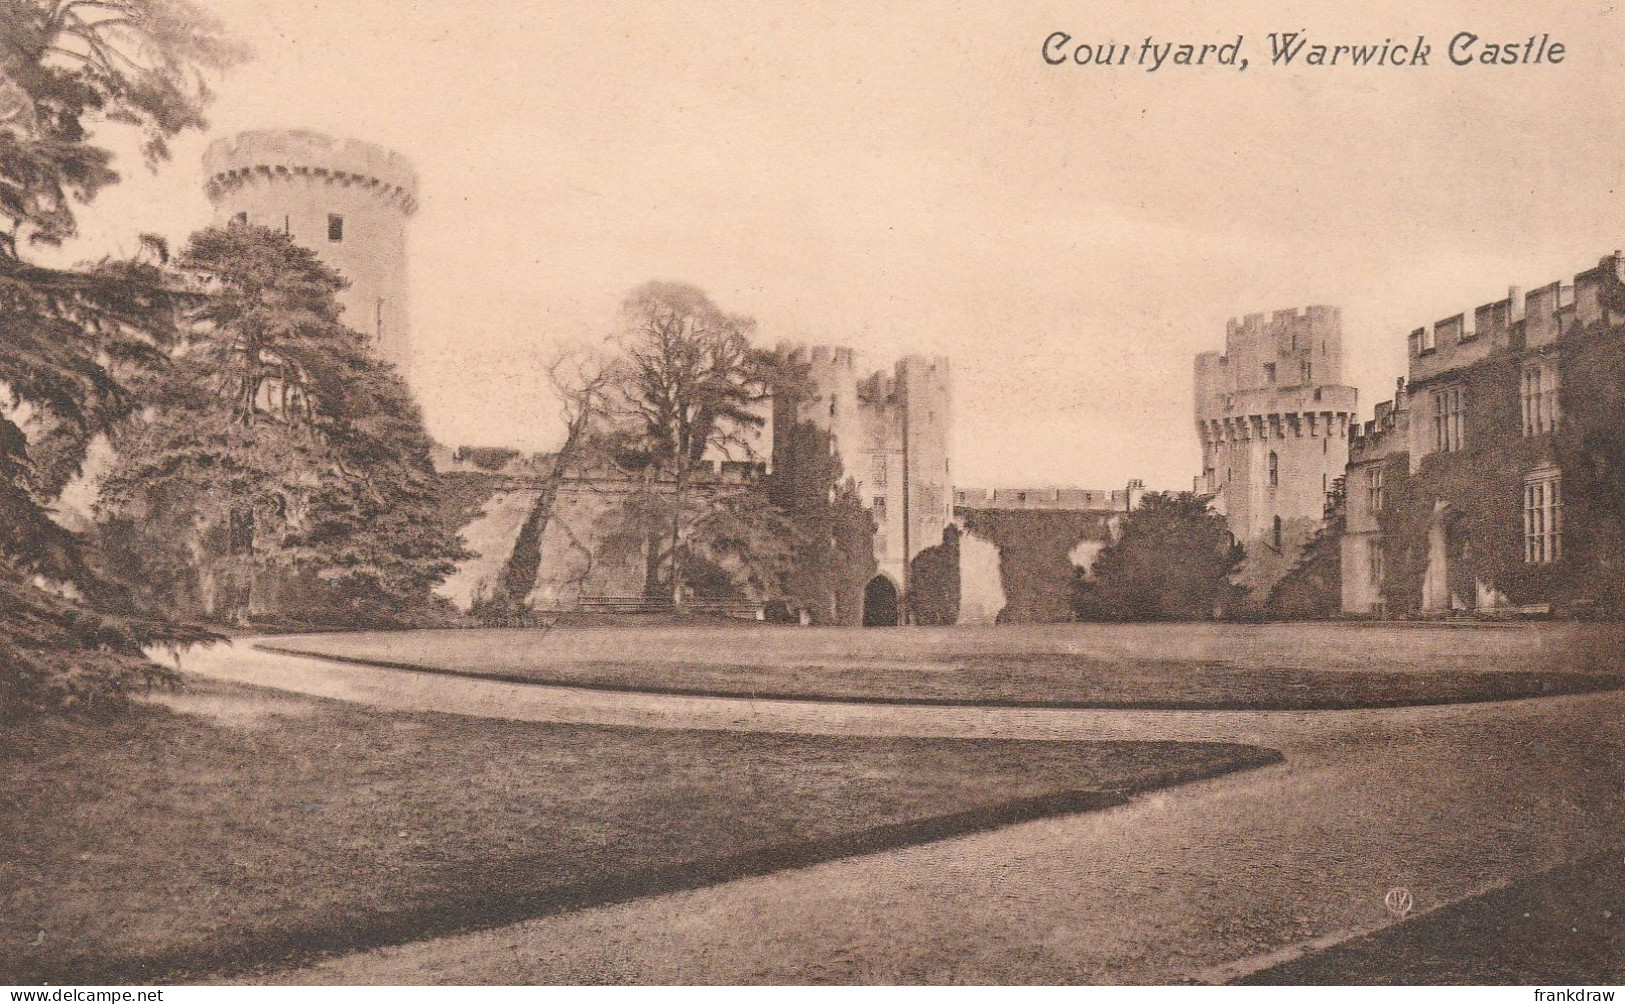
[260,622,1625,710]
[1243,849,1624,984]
[0,678,1278,984]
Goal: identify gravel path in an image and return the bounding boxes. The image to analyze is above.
[166,639,1625,984]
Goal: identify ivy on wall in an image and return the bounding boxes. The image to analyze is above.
[959,509,1112,623]
[1373,290,1625,616]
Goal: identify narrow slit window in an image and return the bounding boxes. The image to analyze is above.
[327,213,344,242]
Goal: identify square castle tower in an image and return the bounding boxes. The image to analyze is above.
[1194,307,1358,580]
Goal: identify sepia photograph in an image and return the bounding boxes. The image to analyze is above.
[2,0,1623,991]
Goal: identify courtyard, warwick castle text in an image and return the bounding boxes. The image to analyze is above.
[1042,32,1566,71]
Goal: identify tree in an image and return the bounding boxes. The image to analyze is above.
[1,0,243,713]
[909,524,961,626]
[487,346,616,612]
[1,0,246,258]
[97,223,465,625]
[1265,476,1345,620]
[1073,492,1243,622]
[600,281,774,609]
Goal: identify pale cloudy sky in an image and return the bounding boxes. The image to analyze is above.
[54,0,1625,491]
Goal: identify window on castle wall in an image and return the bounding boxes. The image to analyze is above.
[1273,516,1283,550]
[328,214,344,242]
[1524,472,1562,564]
[871,453,887,488]
[1268,451,1279,487]
[1302,361,1313,383]
[1432,386,1465,452]
[1369,539,1385,585]
[872,497,887,523]
[1264,363,1276,384]
[1521,362,1560,436]
[1366,466,1385,514]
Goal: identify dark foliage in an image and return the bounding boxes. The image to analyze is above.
[455,445,520,472]
[1073,492,1243,622]
[96,225,466,626]
[765,357,876,624]
[909,524,961,626]
[1,2,242,712]
[598,282,779,607]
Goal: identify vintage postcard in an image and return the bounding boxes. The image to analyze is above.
[1,0,1622,992]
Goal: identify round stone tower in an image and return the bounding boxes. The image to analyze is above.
[202,129,419,372]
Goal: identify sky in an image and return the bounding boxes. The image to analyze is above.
[53,0,1625,491]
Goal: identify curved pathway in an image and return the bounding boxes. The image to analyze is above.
[167,638,1527,749]
[163,639,1625,984]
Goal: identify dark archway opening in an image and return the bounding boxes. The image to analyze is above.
[862,575,900,627]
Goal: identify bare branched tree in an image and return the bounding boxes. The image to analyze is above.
[498,344,617,606]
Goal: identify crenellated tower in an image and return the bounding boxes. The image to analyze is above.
[778,344,953,623]
[203,130,419,372]
[1194,306,1358,590]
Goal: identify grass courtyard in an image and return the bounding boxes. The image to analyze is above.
[261,621,1625,710]
[0,676,1275,984]
[8,620,1620,985]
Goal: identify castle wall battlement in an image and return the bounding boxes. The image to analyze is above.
[203,130,418,212]
[954,484,1143,512]
[1406,254,1625,385]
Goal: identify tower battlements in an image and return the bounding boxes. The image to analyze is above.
[1193,304,1357,589]
[203,130,418,213]
[774,343,953,619]
[202,129,419,373]
[790,344,857,368]
[1198,305,1345,414]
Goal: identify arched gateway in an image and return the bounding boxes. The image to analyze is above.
[862,574,900,627]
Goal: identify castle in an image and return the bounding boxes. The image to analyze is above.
[202,129,418,371]
[191,130,1159,627]
[1194,307,1359,596]
[1341,254,1625,617]
[779,346,954,625]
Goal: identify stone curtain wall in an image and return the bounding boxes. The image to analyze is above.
[957,509,1115,623]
